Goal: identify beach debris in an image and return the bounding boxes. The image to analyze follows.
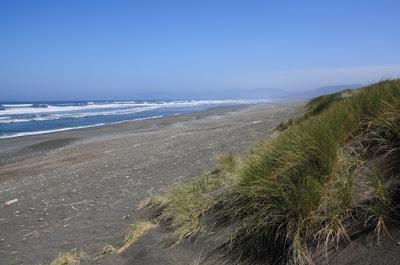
[122,215,130,219]
[251,120,262,124]
[63,224,70,228]
[2,199,18,207]
[38,217,44,222]
[24,231,39,237]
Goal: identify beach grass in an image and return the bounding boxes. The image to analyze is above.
[50,220,156,264]
[49,252,80,265]
[144,153,240,243]
[98,220,157,256]
[146,80,400,264]
[116,220,157,253]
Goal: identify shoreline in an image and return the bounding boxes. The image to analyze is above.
[0,104,249,154]
[0,100,270,140]
[0,104,247,140]
[0,102,299,265]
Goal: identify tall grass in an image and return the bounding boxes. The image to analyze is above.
[144,153,240,243]
[148,80,400,264]
[50,252,80,265]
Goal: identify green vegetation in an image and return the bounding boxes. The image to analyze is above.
[143,153,240,243]
[147,80,400,264]
[116,220,156,253]
[277,88,355,131]
[50,252,80,265]
[98,220,157,256]
[50,221,156,264]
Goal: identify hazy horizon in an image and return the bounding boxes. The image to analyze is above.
[0,82,363,102]
[1,1,400,101]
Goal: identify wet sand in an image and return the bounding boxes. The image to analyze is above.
[0,103,299,265]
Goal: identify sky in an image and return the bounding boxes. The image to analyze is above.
[1,0,400,101]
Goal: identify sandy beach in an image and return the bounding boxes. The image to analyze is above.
[0,103,299,265]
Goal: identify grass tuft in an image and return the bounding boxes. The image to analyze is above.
[117,220,156,253]
[100,244,117,255]
[50,252,79,265]
[141,152,240,243]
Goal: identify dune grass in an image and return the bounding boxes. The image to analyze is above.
[50,220,156,264]
[116,220,156,253]
[276,88,355,131]
[216,80,400,264]
[98,220,157,256]
[144,153,240,243]
[50,252,80,265]
[147,80,400,264]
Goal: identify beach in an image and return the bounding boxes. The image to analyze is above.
[0,103,299,265]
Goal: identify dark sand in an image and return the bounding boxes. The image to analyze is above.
[0,103,299,265]
[326,227,400,265]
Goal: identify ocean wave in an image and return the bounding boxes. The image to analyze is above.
[0,124,106,138]
[0,115,164,139]
[0,102,139,115]
[0,99,265,123]
[2,104,34,108]
[31,104,49,108]
[0,106,159,124]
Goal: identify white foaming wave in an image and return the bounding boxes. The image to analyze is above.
[0,106,159,124]
[0,102,139,115]
[0,124,107,138]
[0,119,31,124]
[0,115,164,139]
[0,99,266,123]
[0,99,265,115]
[2,104,33,108]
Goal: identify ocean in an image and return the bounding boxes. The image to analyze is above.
[0,100,262,138]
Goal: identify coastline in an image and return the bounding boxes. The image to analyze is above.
[0,99,268,140]
[0,105,247,165]
[0,105,248,153]
[0,102,299,265]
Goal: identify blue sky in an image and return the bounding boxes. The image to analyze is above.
[1,0,399,100]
